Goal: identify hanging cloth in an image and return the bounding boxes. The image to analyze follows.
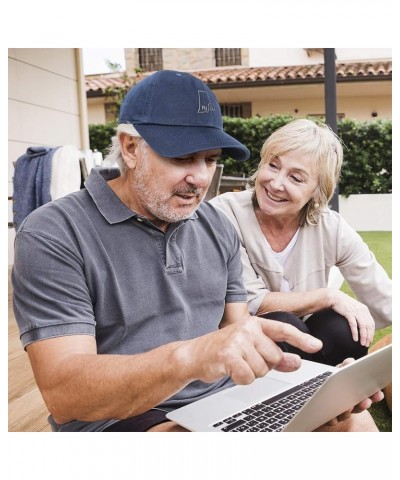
[13,146,59,231]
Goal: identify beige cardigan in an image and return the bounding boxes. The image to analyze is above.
[210,190,392,330]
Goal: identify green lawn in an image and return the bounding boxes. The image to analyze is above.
[340,231,392,431]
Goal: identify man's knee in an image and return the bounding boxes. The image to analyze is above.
[147,421,189,432]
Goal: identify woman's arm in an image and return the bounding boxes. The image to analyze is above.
[256,289,333,318]
[257,288,375,346]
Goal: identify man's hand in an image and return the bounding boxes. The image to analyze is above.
[324,357,384,426]
[177,317,323,385]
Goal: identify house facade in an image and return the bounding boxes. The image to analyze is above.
[86,48,392,124]
[8,48,89,264]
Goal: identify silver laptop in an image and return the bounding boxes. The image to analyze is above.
[167,344,392,432]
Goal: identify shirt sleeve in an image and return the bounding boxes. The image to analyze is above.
[211,193,269,314]
[210,205,248,305]
[238,242,269,314]
[12,228,96,349]
[334,215,392,330]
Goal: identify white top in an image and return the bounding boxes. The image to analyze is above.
[265,229,299,292]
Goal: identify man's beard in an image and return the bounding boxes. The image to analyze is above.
[132,157,206,224]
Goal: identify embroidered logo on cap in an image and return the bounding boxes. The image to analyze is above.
[197,90,216,114]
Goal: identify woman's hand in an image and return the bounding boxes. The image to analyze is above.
[324,358,384,426]
[328,290,375,346]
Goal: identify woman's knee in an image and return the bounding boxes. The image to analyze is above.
[306,309,368,365]
[261,311,309,334]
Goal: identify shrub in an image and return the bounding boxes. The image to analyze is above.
[338,119,392,196]
[89,122,117,159]
[89,116,392,195]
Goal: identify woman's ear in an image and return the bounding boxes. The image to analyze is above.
[119,133,141,169]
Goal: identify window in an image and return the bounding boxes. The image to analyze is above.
[215,48,241,67]
[220,103,251,118]
[139,48,163,72]
[307,113,346,121]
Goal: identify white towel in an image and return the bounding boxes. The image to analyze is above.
[50,145,82,200]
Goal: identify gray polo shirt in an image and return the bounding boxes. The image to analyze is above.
[12,168,247,431]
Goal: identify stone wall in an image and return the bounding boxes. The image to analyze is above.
[125,48,249,74]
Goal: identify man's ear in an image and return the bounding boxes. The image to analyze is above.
[120,133,141,169]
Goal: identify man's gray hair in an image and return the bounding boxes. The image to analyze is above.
[103,124,144,173]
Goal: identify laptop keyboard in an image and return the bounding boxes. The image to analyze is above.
[212,371,332,432]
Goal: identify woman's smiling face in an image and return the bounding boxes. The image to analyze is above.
[255,150,320,220]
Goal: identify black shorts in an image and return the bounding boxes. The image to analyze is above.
[103,409,169,432]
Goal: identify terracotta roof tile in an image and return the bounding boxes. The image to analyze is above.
[86,61,392,96]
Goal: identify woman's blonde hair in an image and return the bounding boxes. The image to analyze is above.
[247,119,343,225]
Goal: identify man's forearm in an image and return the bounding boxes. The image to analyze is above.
[27,313,323,426]
[28,338,191,425]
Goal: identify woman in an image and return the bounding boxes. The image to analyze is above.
[211,119,392,365]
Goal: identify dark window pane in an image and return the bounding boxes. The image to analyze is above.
[139,48,163,72]
[220,102,251,118]
[215,48,241,66]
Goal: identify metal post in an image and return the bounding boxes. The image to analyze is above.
[324,48,339,212]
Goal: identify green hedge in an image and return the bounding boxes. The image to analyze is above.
[89,116,392,196]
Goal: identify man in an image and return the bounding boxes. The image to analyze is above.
[12,70,381,432]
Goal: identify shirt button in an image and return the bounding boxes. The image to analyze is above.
[137,218,143,222]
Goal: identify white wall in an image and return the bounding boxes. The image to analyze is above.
[339,194,392,231]
[213,81,391,121]
[87,98,107,124]
[8,48,88,265]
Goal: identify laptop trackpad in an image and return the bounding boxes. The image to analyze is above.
[222,377,291,404]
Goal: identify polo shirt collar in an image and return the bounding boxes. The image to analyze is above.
[85,167,199,225]
[85,168,136,224]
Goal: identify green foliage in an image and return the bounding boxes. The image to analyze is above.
[104,66,143,119]
[338,119,392,196]
[222,116,392,195]
[221,115,295,176]
[339,231,392,432]
[88,113,392,195]
[89,121,117,158]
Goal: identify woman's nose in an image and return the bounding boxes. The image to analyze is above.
[270,173,285,190]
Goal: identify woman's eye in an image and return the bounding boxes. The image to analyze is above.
[269,163,278,169]
[291,175,302,183]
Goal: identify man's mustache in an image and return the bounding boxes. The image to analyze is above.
[173,186,203,196]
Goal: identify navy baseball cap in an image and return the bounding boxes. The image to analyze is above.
[118,70,250,161]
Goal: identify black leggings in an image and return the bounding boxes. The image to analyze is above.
[262,309,368,366]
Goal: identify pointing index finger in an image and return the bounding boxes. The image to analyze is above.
[260,318,323,353]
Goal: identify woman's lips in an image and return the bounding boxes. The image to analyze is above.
[266,189,287,202]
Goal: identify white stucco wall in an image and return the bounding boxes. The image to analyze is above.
[8,48,88,265]
[213,81,392,121]
[339,194,392,231]
[87,98,107,124]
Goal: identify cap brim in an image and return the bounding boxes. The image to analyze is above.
[134,124,250,162]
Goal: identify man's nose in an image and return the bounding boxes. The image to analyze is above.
[185,160,211,187]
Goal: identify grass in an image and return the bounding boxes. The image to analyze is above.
[340,231,392,431]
